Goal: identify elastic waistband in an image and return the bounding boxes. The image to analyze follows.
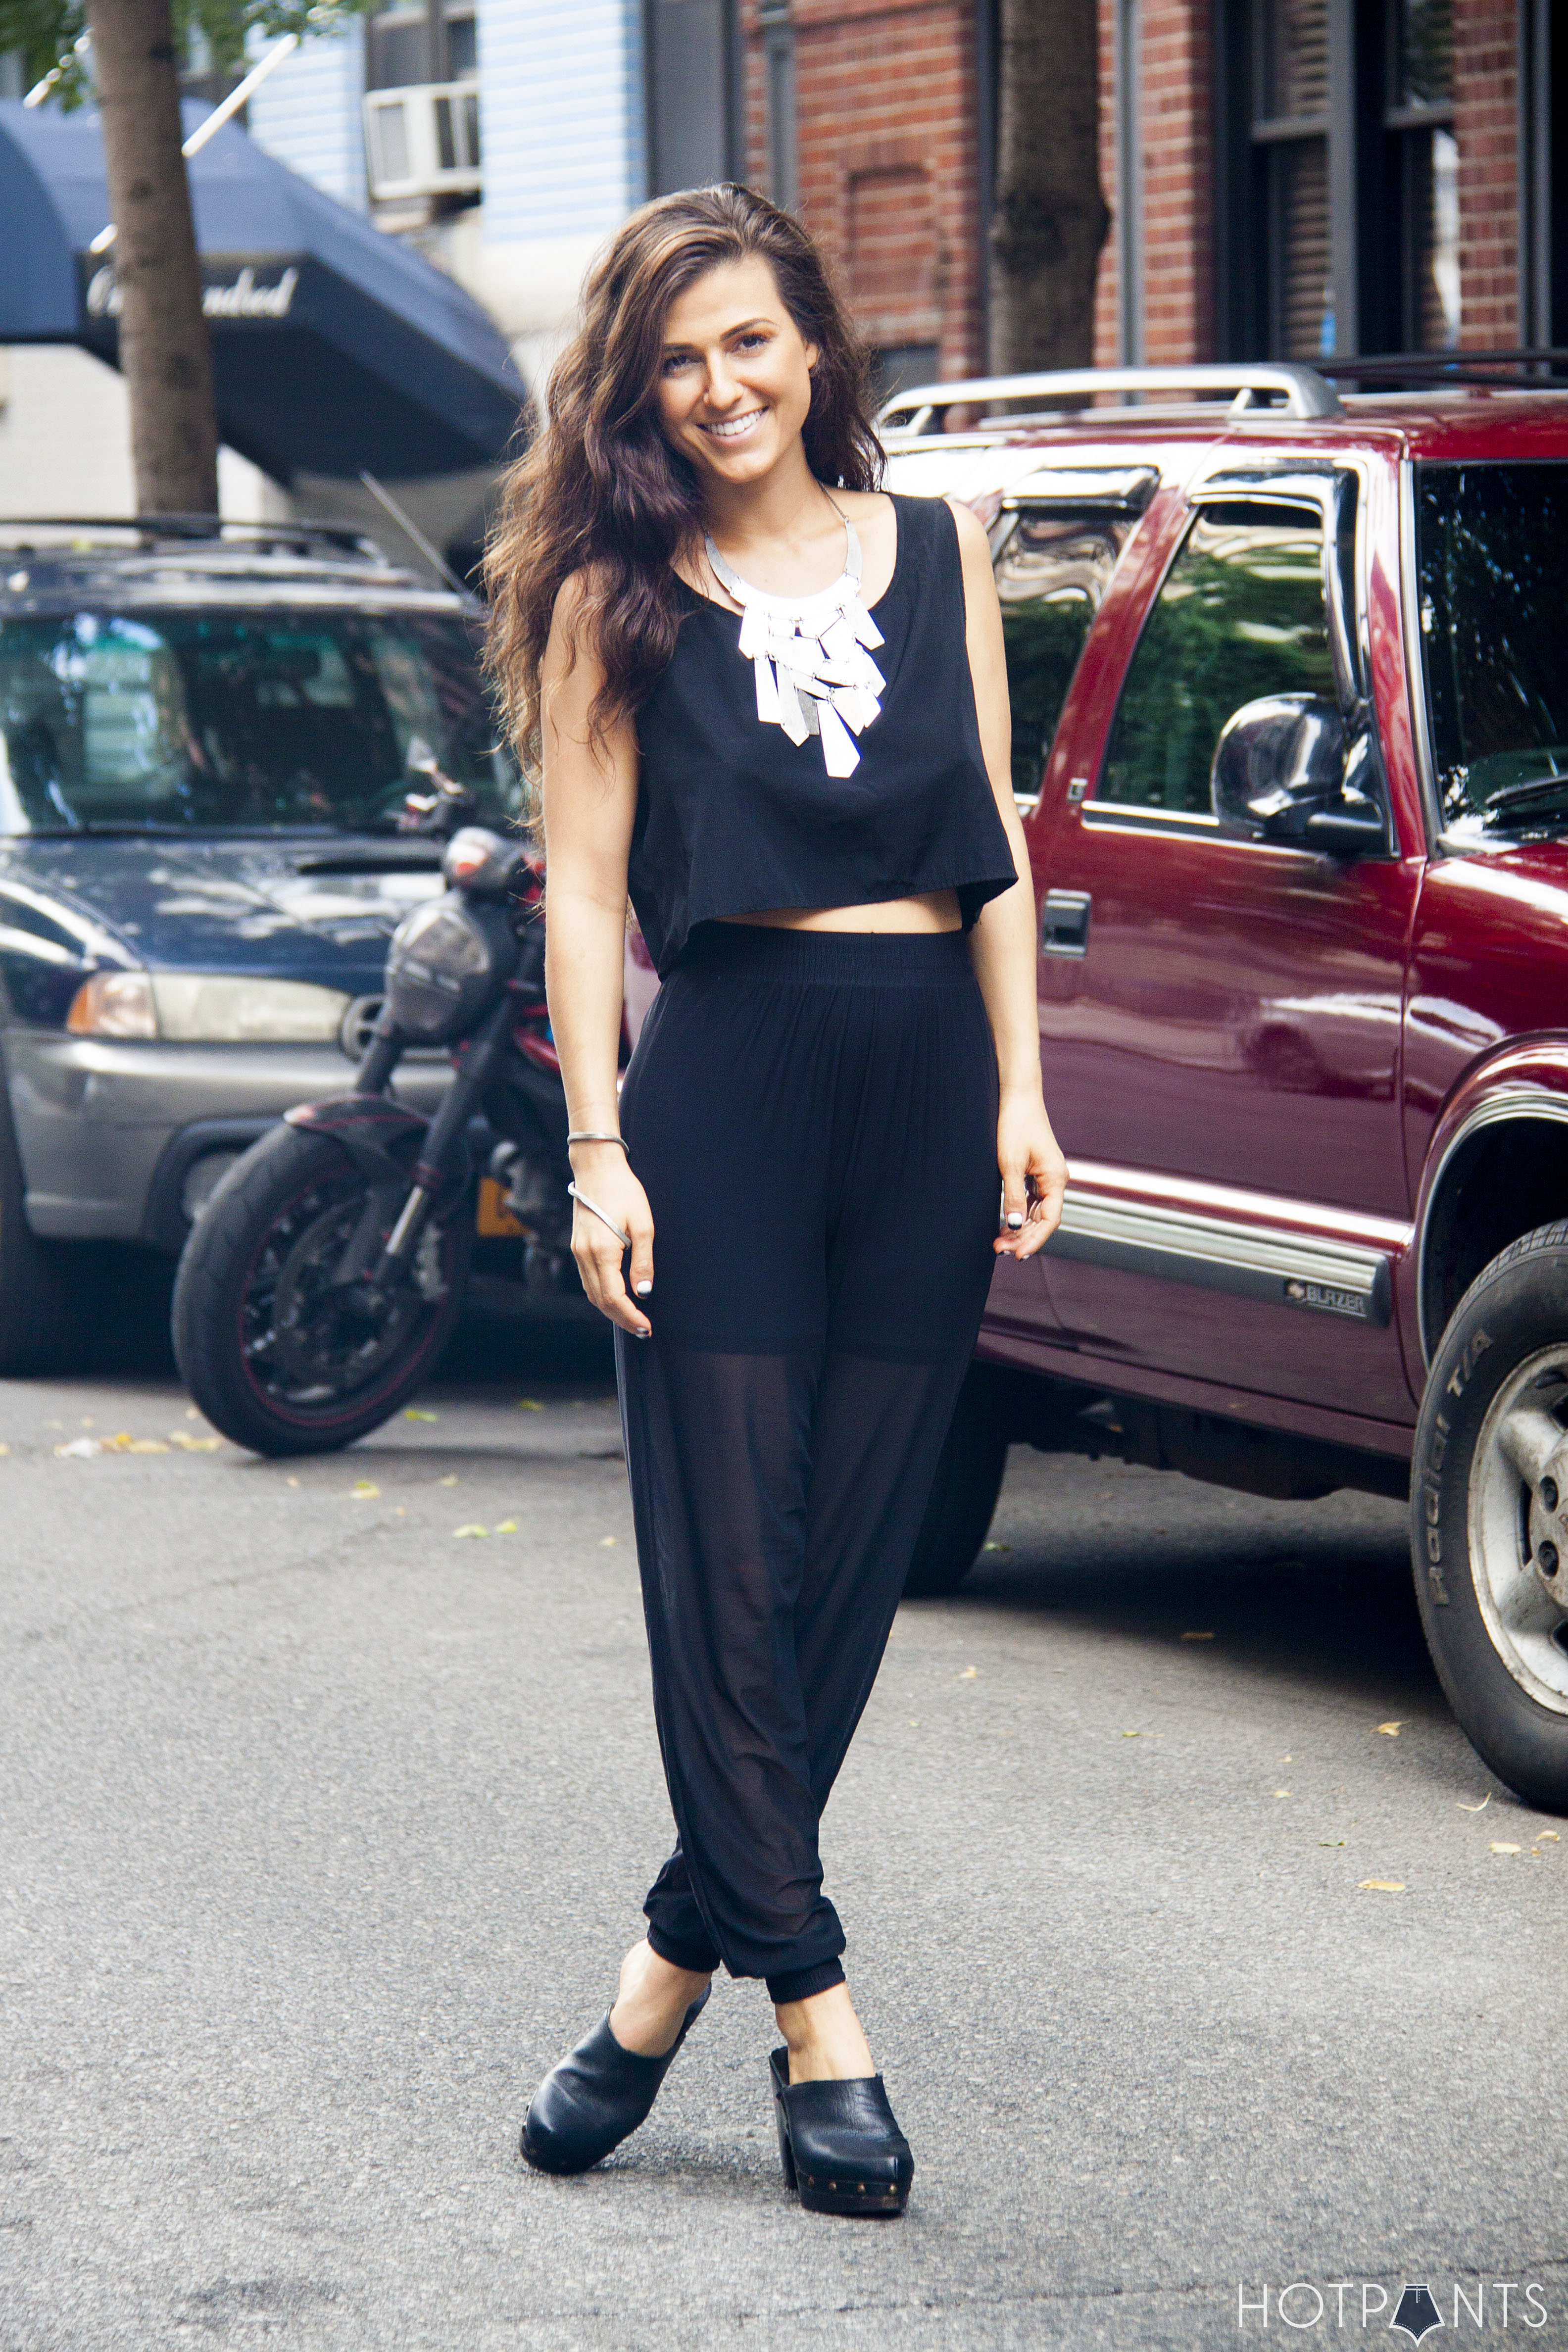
[675,921,977,987]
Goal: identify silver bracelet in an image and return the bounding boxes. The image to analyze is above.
[568,1180,632,1250]
[567,1131,629,1152]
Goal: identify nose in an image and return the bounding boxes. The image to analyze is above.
[703,352,744,412]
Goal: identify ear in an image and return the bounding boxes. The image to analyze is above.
[804,340,820,372]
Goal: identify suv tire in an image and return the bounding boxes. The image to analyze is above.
[0,1082,91,1376]
[903,1367,1010,1597]
[1413,1219,1568,1811]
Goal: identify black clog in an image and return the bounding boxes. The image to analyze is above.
[521,1987,710,2175]
[769,2045,913,2216]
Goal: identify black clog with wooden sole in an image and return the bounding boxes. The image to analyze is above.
[769,2046,913,2216]
[521,1987,710,2175]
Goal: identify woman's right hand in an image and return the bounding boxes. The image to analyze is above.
[568,1142,655,1337]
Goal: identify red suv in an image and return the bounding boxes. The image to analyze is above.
[880,362,1568,1812]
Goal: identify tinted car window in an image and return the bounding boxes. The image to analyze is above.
[1416,462,1568,838]
[995,514,1131,799]
[0,607,521,834]
[1098,504,1334,816]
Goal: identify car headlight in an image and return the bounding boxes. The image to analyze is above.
[65,971,158,1038]
[66,972,350,1042]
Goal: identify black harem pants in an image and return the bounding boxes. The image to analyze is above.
[614,921,1000,2004]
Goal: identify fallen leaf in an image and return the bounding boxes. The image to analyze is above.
[959,1666,979,1680]
[1122,1729,1142,1739]
[1320,1840,1347,1848]
[493,1519,518,1534]
[1273,1790,1291,1799]
[982,1540,1011,1553]
[1281,1755,1293,1763]
[99,1433,136,1451]
[169,1431,220,1451]
[404,1408,439,1422]
[0,1442,9,1455]
[517,1398,543,1412]
[286,1475,300,1488]
[908,1719,921,1728]
[349,1480,380,1500]
[126,1440,169,1455]
[1180,1630,1215,1641]
[453,1524,489,1539]
[395,1506,406,1517]
[1457,1794,1491,1812]
[1539,1830,1560,1842]
[1490,1842,1522,1855]
[439,1474,457,1487]
[1377,1722,1405,1736]
[185,1407,199,1420]
[1358,1879,1405,1892]
[600,1535,617,1547]
[54,1436,100,1459]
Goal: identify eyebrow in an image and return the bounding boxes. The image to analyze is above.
[660,315,775,351]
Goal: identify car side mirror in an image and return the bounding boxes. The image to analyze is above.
[1211,693,1387,856]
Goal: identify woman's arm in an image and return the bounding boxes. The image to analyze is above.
[946,495,1068,1259]
[540,576,656,1334]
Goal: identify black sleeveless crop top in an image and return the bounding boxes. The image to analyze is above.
[629,492,1018,975]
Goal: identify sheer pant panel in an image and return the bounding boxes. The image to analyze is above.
[615,924,1000,1994]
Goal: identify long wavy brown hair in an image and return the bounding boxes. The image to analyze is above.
[483,184,882,764]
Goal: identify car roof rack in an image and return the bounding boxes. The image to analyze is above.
[0,515,395,563]
[877,364,1344,432]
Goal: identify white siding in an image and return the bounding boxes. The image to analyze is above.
[245,24,368,213]
[477,0,643,245]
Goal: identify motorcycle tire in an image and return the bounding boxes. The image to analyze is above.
[172,1123,471,1458]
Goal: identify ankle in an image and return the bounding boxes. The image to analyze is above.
[608,1939,711,2057]
[773,1982,875,2082]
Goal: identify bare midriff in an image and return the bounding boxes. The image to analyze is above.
[715,889,962,935]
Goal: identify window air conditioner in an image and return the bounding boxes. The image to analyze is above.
[364,82,482,202]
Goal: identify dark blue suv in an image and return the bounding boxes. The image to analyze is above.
[0,518,522,1372]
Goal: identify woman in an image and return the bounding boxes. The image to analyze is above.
[486,184,1066,2216]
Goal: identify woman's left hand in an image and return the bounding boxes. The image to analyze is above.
[995,1091,1068,1258]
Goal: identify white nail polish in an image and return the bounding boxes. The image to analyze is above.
[635,1280,653,1297]
[1007,1212,1024,1229]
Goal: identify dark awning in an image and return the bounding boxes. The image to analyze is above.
[0,98,529,482]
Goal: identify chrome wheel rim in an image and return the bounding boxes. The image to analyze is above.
[1468,1342,1568,1714]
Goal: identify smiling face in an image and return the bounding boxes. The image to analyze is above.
[654,256,819,493]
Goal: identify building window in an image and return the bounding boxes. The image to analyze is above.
[1222,0,1461,362]
[1385,0,1458,348]
[1520,0,1568,349]
[1251,0,1334,359]
[644,0,738,196]
[759,0,797,212]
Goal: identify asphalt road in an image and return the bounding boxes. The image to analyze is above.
[3,1290,1567,2350]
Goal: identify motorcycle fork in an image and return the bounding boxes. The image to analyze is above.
[364,997,516,1288]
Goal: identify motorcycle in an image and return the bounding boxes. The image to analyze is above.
[172,822,584,1456]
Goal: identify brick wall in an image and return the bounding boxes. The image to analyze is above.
[741,0,987,377]
[1453,0,1519,347]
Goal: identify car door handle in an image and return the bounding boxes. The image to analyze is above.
[1042,889,1091,956]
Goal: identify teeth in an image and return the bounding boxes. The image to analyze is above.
[704,411,763,439]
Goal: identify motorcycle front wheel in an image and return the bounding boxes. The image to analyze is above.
[172,1124,471,1457]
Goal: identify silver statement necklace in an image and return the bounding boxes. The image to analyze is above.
[702,501,886,779]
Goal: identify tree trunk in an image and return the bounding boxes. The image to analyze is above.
[988,0,1112,373]
[85,0,219,515]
